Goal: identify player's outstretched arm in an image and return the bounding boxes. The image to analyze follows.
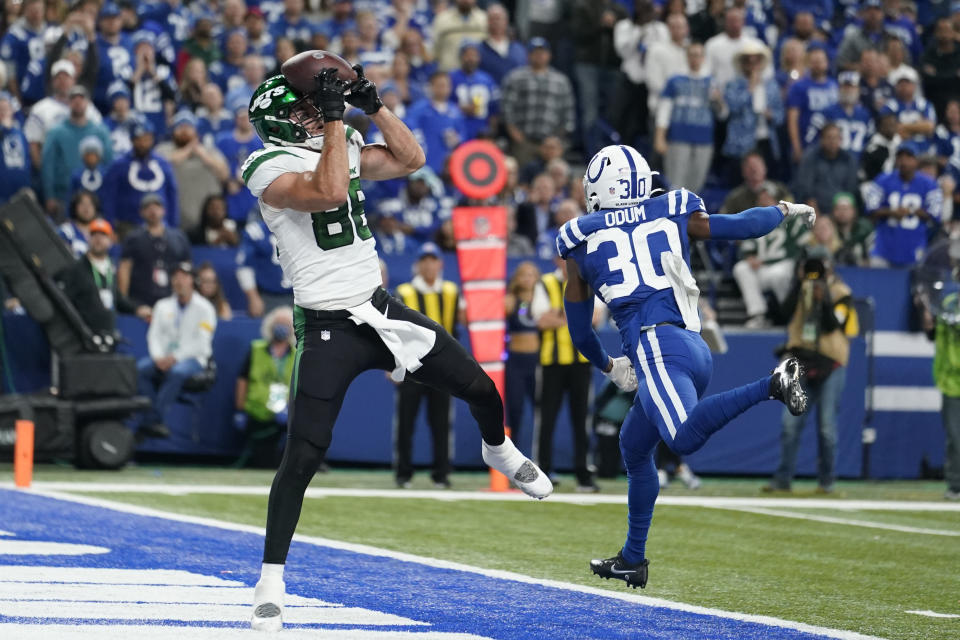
[350,64,426,180]
[563,259,637,392]
[687,201,816,241]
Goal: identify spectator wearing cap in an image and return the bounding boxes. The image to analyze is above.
[612,1,667,147]
[432,0,487,72]
[244,7,277,71]
[134,260,217,439]
[218,95,264,223]
[393,242,464,489]
[704,6,764,93]
[477,3,527,85]
[644,12,689,120]
[405,71,467,176]
[102,119,178,232]
[130,29,177,138]
[884,66,937,150]
[69,136,107,200]
[41,85,113,218]
[225,55,268,112]
[786,46,838,164]
[92,2,133,114]
[806,71,875,159]
[270,0,316,45]
[654,42,714,194]
[118,193,191,306]
[861,109,903,181]
[837,0,890,70]
[103,82,138,156]
[793,122,861,215]
[448,41,499,140]
[58,190,100,258]
[862,141,943,267]
[24,59,103,169]
[56,217,151,337]
[156,110,229,235]
[0,92,30,202]
[376,167,451,254]
[920,17,960,117]
[501,38,575,166]
[0,0,48,106]
[831,192,876,266]
[209,29,249,95]
[721,42,783,173]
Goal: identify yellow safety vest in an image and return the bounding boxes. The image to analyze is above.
[539,273,588,366]
[396,280,460,334]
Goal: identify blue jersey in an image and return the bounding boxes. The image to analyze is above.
[660,74,714,145]
[269,15,315,43]
[805,103,874,156]
[786,76,838,147]
[0,22,47,105]
[935,125,960,182]
[557,189,705,332]
[237,220,291,295]
[0,125,30,201]
[405,99,467,175]
[70,166,105,200]
[93,35,133,113]
[883,96,937,149]
[216,130,263,222]
[863,170,942,266]
[449,69,499,141]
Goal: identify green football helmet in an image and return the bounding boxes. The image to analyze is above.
[248,75,322,147]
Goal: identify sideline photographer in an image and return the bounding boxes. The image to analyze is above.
[767,247,859,493]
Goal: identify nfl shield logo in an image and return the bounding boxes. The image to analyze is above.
[321,330,331,341]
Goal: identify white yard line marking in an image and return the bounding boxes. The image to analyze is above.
[0,541,110,555]
[23,489,889,640]
[0,582,341,606]
[904,610,960,619]
[716,507,960,537]
[0,625,490,640]
[0,567,242,586]
[7,482,960,511]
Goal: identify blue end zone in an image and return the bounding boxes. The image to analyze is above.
[0,489,843,640]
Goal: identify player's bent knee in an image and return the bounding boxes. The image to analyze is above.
[460,369,500,408]
[279,437,328,486]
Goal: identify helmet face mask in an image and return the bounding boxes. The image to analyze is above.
[582,145,659,212]
[249,75,325,147]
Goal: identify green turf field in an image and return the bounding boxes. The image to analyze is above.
[6,464,959,640]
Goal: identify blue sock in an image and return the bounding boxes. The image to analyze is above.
[670,378,770,456]
[621,453,658,565]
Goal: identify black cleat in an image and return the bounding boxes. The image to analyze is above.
[590,552,649,589]
[769,357,807,416]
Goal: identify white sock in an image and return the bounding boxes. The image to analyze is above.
[260,563,284,581]
[483,436,515,453]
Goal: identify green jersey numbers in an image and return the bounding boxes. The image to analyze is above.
[310,178,373,250]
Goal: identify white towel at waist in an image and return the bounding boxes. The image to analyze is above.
[660,252,702,333]
[347,300,437,382]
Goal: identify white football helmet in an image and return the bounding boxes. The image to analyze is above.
[582,145,659,212]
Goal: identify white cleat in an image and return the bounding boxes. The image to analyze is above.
[251,577,284,632]
[482,436,553,499]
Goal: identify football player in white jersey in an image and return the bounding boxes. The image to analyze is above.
[242,66,553,631]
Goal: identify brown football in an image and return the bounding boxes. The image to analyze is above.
[281,50,358,94]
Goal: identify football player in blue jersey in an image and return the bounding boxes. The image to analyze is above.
[557,145,815,589]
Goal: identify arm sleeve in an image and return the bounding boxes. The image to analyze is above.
[563,296,609,371]
[708,206,784,240]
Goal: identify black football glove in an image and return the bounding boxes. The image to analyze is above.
[345,64,383,115]
[312,67,347,122]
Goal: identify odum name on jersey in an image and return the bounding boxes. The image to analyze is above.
[604,206,649,227]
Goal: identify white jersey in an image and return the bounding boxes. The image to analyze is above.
[241,126,382,310]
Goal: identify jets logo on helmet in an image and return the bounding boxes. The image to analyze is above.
[583,145,658,212]
[248,75,325,148]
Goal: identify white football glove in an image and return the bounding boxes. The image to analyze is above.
[604,356,638,393]
[778,200,816,230]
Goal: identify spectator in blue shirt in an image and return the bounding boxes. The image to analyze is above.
[449,41,499,141]
[218,95,264,223]
[102,118,179,234]
[0,92,31,202]
[69,136,108,201]
[318,0,355,42]
[244,7,276,71]
[884,66,937,151]
[936,99,960,184]
[376,167,451,254]
[103,82,139,156]
[858,49,894,119]
[653,42,715,193]
[0,0,48,106]
[477,3,527,85]
[197,84,233,147]
[58,191,100,258]
[406,71,467,175]
[236,219,292,317]
[225,55,267,112]
[92,2,133,114]
[883,0,922,62]
[862,142,943,267]
[806,71,875,158]
[786,45,838,164]
[722,43,784,172]
[269,0,315,45]
[209,29,248,95]
[130,30,177,139]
